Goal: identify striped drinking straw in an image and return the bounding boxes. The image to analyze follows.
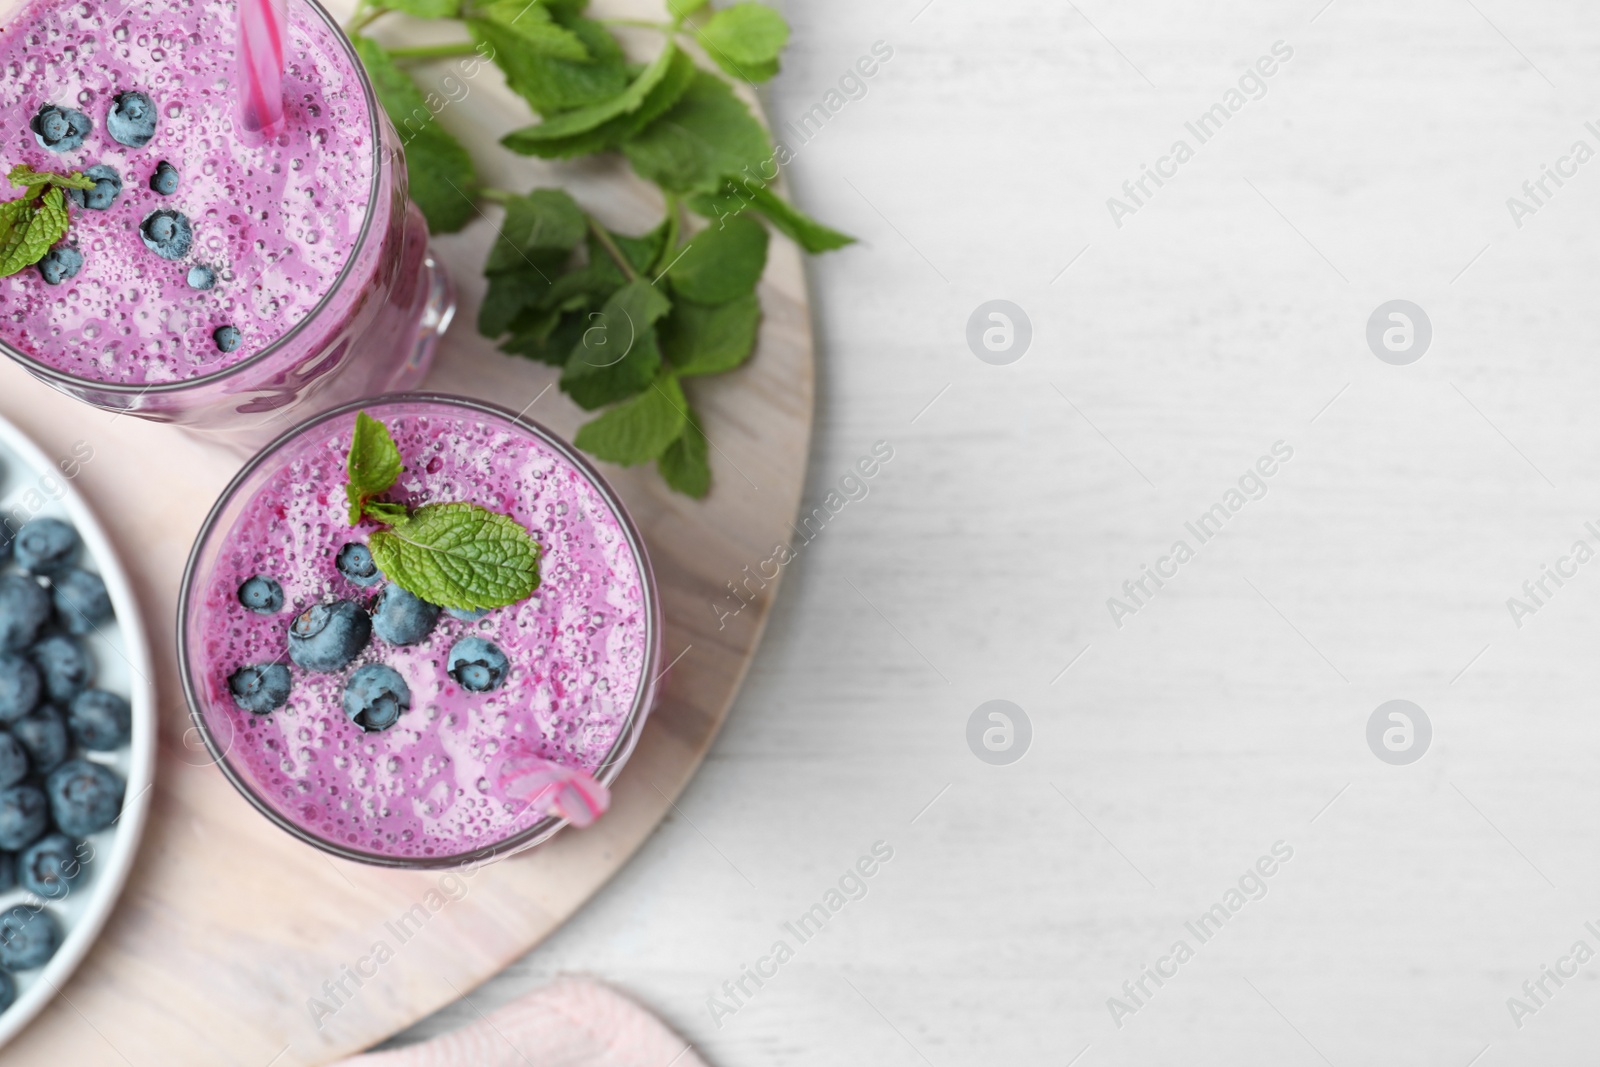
[236,0,288,142]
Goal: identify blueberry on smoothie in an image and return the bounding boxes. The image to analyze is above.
[66,164,122,210]
[335,542,381,587]
[187,265,216,290]
[343,663,410,732]
[446,606,489,622]
[371,585,439,646]
[150,159,179,195]
[0,575,51,652]
[213,325,241,352]
[47,758,124,836]
[0,970,15,1012]
[20,833,80,900]
[0,732,28,790]
[38,246,83,285]
[12,706,68,774]
[14,517,79,575]
[448,637,509,693]
[51,566,112,635]
[140,209,192,260]
[0,784,48,850]
[0,851,13,893]
[67,689,130,750]
[106,90,157,147]
[0,903,62,970]
[237,575,284,614]
[30,103,90,152]
[228,663,291,714]
[0,653,41,723]
[30,634,93,704]
[287,600,371,672]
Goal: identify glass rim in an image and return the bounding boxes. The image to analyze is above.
[175,392,663,869]
[0,0,386,396]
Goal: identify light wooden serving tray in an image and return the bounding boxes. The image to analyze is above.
[0,0,813,1059]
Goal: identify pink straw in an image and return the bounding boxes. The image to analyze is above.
[495,750,612,828]
[236,0,288,141]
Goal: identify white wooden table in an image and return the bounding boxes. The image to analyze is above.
[392,1,1600,1063]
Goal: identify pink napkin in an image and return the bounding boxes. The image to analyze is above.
[335,978,707,1067]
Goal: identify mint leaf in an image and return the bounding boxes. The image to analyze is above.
[504,308,588,365]
[363,500,410,526]
[664,214,768,303]
[368,502,542,611]
[354,36,478,234]
[573,375,689,465]
[561,278,672,410]
[697,3,788,83]
[661,293,760,377]
[8,164,94,191]
[345,411,403,524]
[507,42,679,142]
[486,188,585,274]
[658,415,710,497]
[502,47,695,160]
[667,0,708,14]
[471,11,628,114]
[383,0,460,17]
[464,0,591,60]
[621,69,772,195]
[0,186,67,277]
[690,180,855,253]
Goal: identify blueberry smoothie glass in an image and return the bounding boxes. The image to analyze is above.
[0,0,453,448]
[177,395,661,867]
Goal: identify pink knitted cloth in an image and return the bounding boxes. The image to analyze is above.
[336,979,707,1067]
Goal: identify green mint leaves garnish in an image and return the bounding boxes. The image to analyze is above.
[343,412,542,611]
[0,165,93,278]
[345,0,855,498]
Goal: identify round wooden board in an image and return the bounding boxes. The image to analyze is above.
[0,4,813,1060]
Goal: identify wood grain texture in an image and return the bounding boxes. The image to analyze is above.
[0,0,811,1060]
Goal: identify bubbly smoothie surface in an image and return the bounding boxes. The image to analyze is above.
[194,408,650,860]
[0,0,374,383]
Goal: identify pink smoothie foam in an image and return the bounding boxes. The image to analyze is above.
[0,0,373,383]
[192,405,650,860]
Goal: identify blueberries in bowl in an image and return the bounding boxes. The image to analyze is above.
[0,732,28,790]
[0,576,50,652]
[13,705,70,775]
[0,653,41,723]
[140,209,192,260]
[51,566,112,635]
[30,634,93,704]
[237,575,283,614]
[0,904,62,970]
[371,585,438,646]
[0,784,49,851]
[228,663,291,715]
[38,246,83,286]
[67,689,130,750]
[66,164,122,211]
[343,664,410,732]
[213,325,240,352]
[106,90,156,147]
[288,600,370,672]
[150,159,179,195]
[31,104,90,152]
[46,759,124,837]
[187,265,215,290]
[19,833,81,900]
[15,518,80,575]
[448,637,509,693]
[335,542,381,587]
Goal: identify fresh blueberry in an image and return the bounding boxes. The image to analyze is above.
[0,653,41,723]
[446,606,489,622]
[0,852,13,894]
[67,689,130,750]
[14,517,79,575]
[342,663,410,732]
[447,637,509,693]
[12,706,68,775]
[66,164,122,210]
[46,758,123,836]
[0,903,62,970]
[0,576,50,653]
[30,634,93,704]
[227,663,290,714]
[150,159,179,195]
[51,566,112,635]
[187,265,215,290]
[372,585,439,646]
[287,600,370,672]
[140,209,192,260]
[335,542,381,586]
[237,575,283,614]
[213,325,240,352]
[19,833,81,900]
[0,732,28,790]
[106,90,156,147]
[0,785,48,851]
[38,246,83,285]
[31,104,91,152]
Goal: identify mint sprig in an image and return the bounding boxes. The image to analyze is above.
[345,0,854,498]
[0,165,94,278]
[343,412,543,611]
